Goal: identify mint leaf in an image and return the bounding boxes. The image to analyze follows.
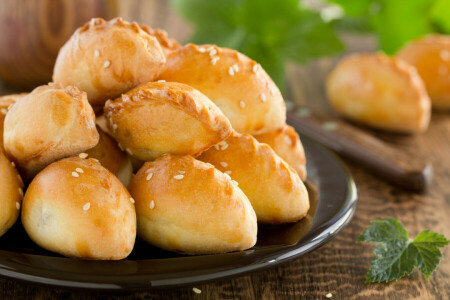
[172,0,343,91]
[359,218,449,283]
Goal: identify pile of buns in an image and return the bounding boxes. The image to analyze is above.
[0,18,309,260]
[326,34,450,134]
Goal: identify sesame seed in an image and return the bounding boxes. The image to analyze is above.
[440,50,450,61]
[149,200,155,209]
[126,148,133,155]
[76,168,84,173]
[260,93,267,102]
[91,158,100,163]
[118,143,124,151]
[103,60,110,68]
[228,67,235,76]
[16,202,20,210]
[224,173,231,180]
[218,141,229,150]
[192,287,201,294]
[284,135,293,146]
[174,174,184,180]
[211,57,220,65]
[157,80,166,83]
[232,180,239,186]
[0,108,7,115]
[83,202,90,211]
[7,104,13,110]
[224,170,232,175]
[146,173,153,180]
[79,153,88,159]
[94,50,100,57]
[17,174,23,184]
[214,144,220,150]
[11,161,15,167]
[326,293,332,298]
[132,95,139,101]
[220,162,228,168]
[112,123,118,131]
[129,197,135,204]
[240,101,246,108]
[209,48,217,56]
[253,64,259,73]
[72,172,79,178]
[232,64,239,72]
[198,47,206,53]
[18,188,23,197]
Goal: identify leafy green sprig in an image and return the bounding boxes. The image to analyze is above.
[359,218,449,283]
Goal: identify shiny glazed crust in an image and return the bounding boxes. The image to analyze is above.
[140,25,181,56]
[3,84,99,181]
[53,18,166,111]
[0,150,24,237]
[128,154,257,254]
[198,131,309,223]
[0,93,27,150]
[84,126,133,187]
[158,44,286,134]
[104,82,233,161]
[326,53,431,133]
[397,34,450,109]
[254,124,307,180]
[22,157,136,260]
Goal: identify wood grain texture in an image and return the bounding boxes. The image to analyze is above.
[0,1,449,299]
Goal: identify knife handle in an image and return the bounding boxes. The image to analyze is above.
[287,112,432,192]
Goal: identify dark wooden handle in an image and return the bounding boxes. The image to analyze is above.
[287,112,432,192]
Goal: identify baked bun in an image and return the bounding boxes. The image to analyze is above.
[53,18,166,111]
[128,154,257,254]
[22,157,136,260]
[104,82,233,161]
[3,84,99,181]
[397,34,450,109]
[198,131,309,223]
[84,126,133,187]
[326,53,431,133]
[0,93,26,150]
[140,25,181,56]
[158,44,286,134]
[0,150,23,237]
[254,124,306,181]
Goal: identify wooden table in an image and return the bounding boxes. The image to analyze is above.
[0,1,449,299]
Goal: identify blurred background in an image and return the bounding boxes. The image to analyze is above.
[0,0,448,113]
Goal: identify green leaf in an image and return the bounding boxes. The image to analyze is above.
[429,0,450,32]
[358,218,409,244]
[359,218,449,283]
[172,0,344,92]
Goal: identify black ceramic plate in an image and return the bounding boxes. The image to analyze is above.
[0,135,357,290]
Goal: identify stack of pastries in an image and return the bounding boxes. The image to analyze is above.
[0,18,309,260]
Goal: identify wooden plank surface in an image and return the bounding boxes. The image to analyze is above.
[0,1,449,299]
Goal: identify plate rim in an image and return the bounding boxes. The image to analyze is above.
[0,136,358,291]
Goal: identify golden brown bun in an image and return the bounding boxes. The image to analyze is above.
[22,157,136,260]
[128,154,257,254]
[3,84,99,181]
[84,126,132,187]
[158,44,286,134]
[53,18,166,111]
[0,150,23,237]
[0,93,27,150]
[326,53,431,133]
[198,131,309,223]
[140,25,181,57]
[397,35,450,109]
[104,82,233,161]
[254,124,306,181]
